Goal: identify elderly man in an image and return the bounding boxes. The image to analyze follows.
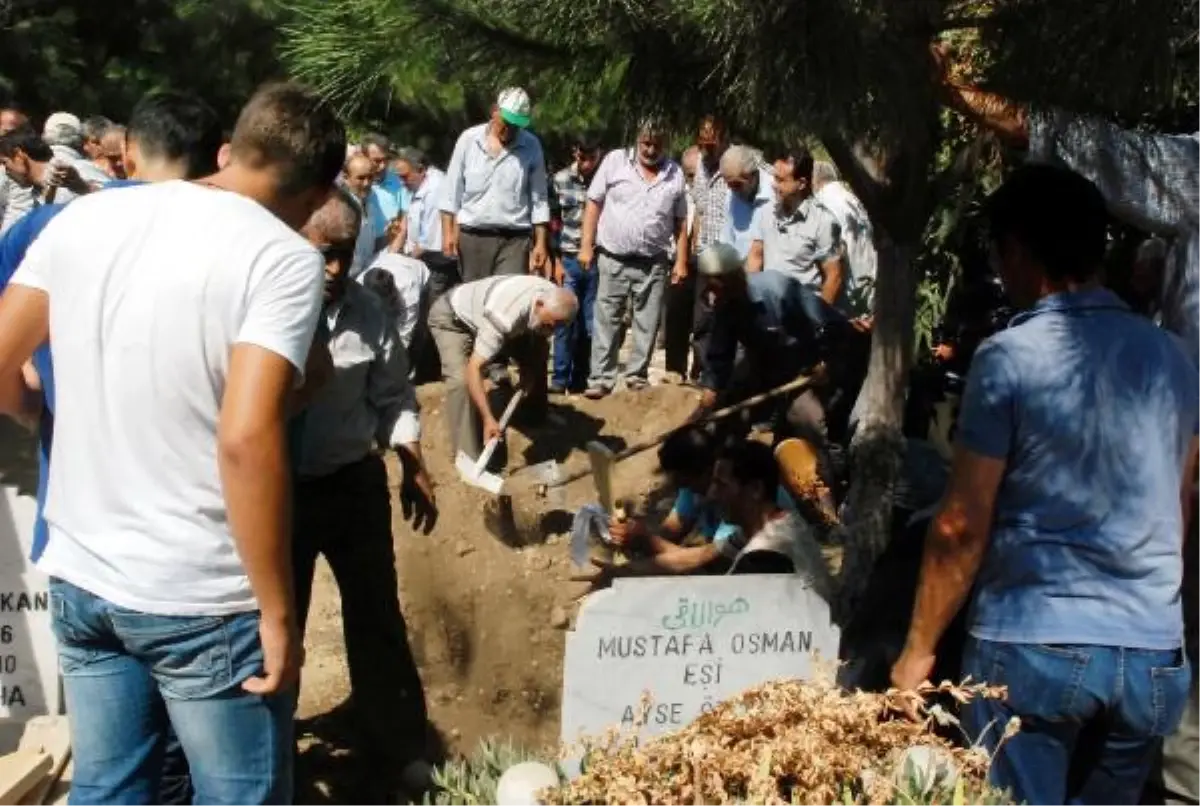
[719,144,773,260]
[892,165,1198,806]
[813,161,875,315]
[396,146,455,300]
[748,146,847,313]
[689,116,730,383]
[660,145,701,380]
[361,133,408,241]
[549,136,603,393]
[0,106,34,233]
[579,118,690,398]
[94,124,126,180]
[342,151,384,275]
[81,116,112,160]
[440,87,550,282]
[294,188,436,785]
[41,112,110,188]
[428,275,577,461]
[931,47,1200,806]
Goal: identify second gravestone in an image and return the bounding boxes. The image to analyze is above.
[561,575,840,751]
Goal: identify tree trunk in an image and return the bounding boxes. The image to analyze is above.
[833,234,920,622]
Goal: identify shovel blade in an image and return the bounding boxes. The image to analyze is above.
[455,450,504,495]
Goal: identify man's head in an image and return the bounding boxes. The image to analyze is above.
[125,90,223,181]
[696,115,727,162]
[635,117,667,169]
[657,426,717,494]
[491,87,532,146]
[696,243,747,306]
[771,147,814,211]
[360,133,391,182]
[97,124,126,179]
[572,136,603,180]
[0,107,28,136]
[984,163,1107,309]
[811,160,838,194]
[681,145,700,187]
[343,152,374,201]
[708,440,780,526]
[720,145,760,200]
[0,125,53,187]
[529,287,579,336]
[42,111,84,151]
[225,82,347,231]
[393,147,428,193]
[301,187,362,302]
[1129,236,1168,311]
[82,116,114,159]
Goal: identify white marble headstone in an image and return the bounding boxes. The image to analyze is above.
[561,575,840,753]
[0,472,61,753]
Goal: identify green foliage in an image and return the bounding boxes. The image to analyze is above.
[0,0,285,124]
[423,737,559,805]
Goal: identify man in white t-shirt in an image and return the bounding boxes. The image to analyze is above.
[0,82,346,804]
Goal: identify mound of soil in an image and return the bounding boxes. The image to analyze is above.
[295,381,701,803]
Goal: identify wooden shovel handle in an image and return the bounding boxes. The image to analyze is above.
[545,371,817,490]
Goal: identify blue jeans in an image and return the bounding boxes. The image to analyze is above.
[50,579,293,805]
[552,254,597,389]
[963,636,1191,805]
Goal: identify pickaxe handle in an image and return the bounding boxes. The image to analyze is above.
[543,372,816,490]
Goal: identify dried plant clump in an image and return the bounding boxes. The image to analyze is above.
[545,676,1012,805]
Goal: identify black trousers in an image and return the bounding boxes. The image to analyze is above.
[293,455,428,760]
[690,281,714,383]
[663,264,697,378]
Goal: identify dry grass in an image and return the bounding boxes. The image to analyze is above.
[545,676,1015,805]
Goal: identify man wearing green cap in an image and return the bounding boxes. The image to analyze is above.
[438,86,551,284]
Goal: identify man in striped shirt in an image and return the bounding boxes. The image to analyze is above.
[579,118,690,397]
[428,275,578,461]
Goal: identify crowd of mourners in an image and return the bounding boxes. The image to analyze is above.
[0,38,1195,806]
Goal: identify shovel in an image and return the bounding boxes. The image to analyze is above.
[455,390,524,494]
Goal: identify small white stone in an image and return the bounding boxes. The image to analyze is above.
[496,761,560,806]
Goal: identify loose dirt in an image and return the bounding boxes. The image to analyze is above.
[295,381,702,803]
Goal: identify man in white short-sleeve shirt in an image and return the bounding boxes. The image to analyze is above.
[427,274,577,462]
[0,82,346,804]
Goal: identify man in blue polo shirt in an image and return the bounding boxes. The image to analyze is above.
[892,165,1199,805]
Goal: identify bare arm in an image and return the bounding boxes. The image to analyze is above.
[578,199,602,263]
[819,253,846,306]
[0,285,48,423]
[218,344,300,625]
[893,447,1006,687]
[746,239,764,273]
[465,353,496,426]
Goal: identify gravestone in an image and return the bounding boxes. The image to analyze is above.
[0,442,60,754]
[561,575,840,753]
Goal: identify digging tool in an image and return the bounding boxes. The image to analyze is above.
[455,390,524,494]
[531,371,818,496]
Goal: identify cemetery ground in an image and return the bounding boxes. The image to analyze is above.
[295,380,705,804]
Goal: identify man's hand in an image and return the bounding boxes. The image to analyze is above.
[890,647,936,693]
[608,517,645,548]
[670,260,688,287]
[688,388,718,422]
[530,242,549,276]
[932,343,956,362]
[242,613,303,696]
[850,316,873,334]
[570,557,620,596]
[482,415,502,445]
[400,467,438,534]
[577,244,594,269]
[553,258,566,286]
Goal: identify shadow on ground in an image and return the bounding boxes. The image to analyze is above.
[296,699,448,805]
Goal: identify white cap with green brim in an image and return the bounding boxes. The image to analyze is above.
[497,87,532,128]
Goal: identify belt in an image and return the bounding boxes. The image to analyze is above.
[459,225,532,238]
[597,247,666,265]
